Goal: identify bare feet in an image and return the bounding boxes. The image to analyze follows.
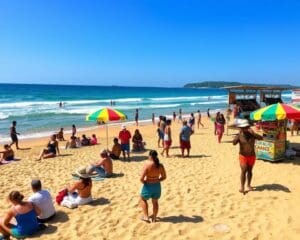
[140,216,150,223]
[239,188,245,194]
[247,186,254,191]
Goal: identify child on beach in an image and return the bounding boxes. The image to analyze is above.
[0,144,15,163]
[108,138,122,160]
[152,113,155,125]
[173,112,176,122]
[90,134,98,145]
[161,119,172,157]
[216,113,226,143]
[81,135,90,146]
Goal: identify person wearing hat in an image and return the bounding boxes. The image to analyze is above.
[119,125,132,160]
[87,150,113,178]
[61,167,93,208]
[233,119,263,194]
[28,179,56,223]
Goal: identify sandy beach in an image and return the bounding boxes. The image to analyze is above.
[1,116,300,240]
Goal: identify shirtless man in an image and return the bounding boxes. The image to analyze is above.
[140,150,166,223]
[88,150,113,178]
[0,144,14,163]
[233,120,263,194]
[10,121,20,149]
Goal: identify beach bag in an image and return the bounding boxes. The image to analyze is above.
[56,188,68,205]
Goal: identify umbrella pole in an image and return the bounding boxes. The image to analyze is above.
[106,123,108,149]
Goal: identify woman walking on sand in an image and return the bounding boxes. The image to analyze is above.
[140,150,166,223]
[216,113,226,143]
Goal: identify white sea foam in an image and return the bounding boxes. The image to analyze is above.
[149,95,227,101]
[190,100,227,106]
[0,113,9,120]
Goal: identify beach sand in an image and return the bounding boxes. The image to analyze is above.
[1,116,300,240]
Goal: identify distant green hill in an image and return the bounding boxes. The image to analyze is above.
[184,81,298,89]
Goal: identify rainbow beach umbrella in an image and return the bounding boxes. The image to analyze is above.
[86,108,127,122]
[250,103,300,121]
[86,108,127,147]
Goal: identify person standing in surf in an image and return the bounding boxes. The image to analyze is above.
[178,109,182,122]
[10,121,20,150]
[135,109,139,126]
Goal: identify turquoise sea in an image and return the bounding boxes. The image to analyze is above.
[0,84,292,142]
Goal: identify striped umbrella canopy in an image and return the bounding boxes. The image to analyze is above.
[250,103,300,121]
[86,108,127,122]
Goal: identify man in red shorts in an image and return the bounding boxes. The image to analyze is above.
[233,119,262,194]
[179,120,192,157]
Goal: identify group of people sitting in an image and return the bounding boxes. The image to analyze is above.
[65,134,98,149]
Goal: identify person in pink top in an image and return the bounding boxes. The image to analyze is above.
[90,134,98,145]
[118,125,132,161]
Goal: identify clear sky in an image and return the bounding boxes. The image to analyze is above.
[0,0,300,87]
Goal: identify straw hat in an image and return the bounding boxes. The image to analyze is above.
[75,166,90,179]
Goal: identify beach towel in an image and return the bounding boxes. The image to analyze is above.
[72,175,105,181]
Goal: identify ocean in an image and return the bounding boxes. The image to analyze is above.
[0,83,292,143]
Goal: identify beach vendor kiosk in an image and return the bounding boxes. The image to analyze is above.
[250,103,300,161]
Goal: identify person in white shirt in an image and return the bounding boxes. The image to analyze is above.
[28,179,56,223]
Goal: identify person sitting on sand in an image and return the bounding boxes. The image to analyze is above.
[0,144,15,163]
[65,136,77,149]
[28,179,56,223]
[37,134,59,160]
[132,129,145,151]
[119,125,132,160]
[233,119,263,194]
[87,149,113,178]
[179,120,193,157]
[108,138,122,160]
[0,191,41,239]
[56,128,65,141]
[90,134,98,145]
[140,150,166,223]
[81,134,90,146]
[161,119,172,157]
[61,167,93,208]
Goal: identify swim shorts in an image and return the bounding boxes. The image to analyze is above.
[180,140,191,149]
[239,155,256,166]
[121,143,130,152]
[141,182,161,200]
[163,140,172,148]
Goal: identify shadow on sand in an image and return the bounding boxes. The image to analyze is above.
[253,184,291,193]
[158,215,204,224]
[89,197,111,206]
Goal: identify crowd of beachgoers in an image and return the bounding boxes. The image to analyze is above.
[0,107,300,239]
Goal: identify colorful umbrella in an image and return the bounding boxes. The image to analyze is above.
[86,108,127,148]
[86,108,127,122]
[250,103,300,121]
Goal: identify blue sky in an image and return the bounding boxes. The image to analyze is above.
[0,0,300,87]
